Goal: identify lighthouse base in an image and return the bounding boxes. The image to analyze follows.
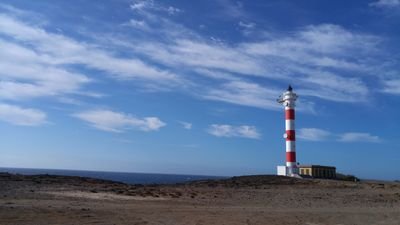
[277,166,287,176]
[277,166,300,177]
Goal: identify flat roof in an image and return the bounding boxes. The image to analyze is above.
[298,165,336,169]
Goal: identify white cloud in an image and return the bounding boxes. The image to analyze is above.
[238,21,256,36]
[0,12,180,102]
[298,128,381,143]
[298,128,331,141]
[167,6,181,15]
[297,71,369,102]
[239,24,379,102]
[179,121,192,130]
[217,0,246,19]
[195,68,239,81]
[382,79,400,94]
[130,0,181,15]
[0,104,46,126]
[111,0,396,108]
[208,124,260,139]
[130,0,149,11]
[1,3,393,118]
[204,80,282,110]
[338,132,381,143]
[238,21,256,29]
[126,19,150,30]
[241,24,379,70]
[0,39,90,100]
[128,23,380,105]
[73,110,166,133]
[370,0,400,8]
[135,39,267,77]
[203,80,315,113]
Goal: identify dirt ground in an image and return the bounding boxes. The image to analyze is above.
[1,173,399,225]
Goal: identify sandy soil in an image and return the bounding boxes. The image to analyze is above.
[0,173,399,225]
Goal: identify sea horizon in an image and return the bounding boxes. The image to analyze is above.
[0,167,228,185]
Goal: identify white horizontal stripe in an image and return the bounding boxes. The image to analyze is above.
[286,162,297,167]
[286,141,295,152]
[285,120,295,130]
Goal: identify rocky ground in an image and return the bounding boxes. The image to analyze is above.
[0,173,399,225]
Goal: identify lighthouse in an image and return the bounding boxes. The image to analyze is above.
[277,85,299,177]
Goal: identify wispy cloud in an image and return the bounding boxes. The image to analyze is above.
[166,6,181,15]
[130,0,182,15]
[297,128,331,141]
[130,0,149,11]
[240,24,379,101]
[238,21,256,36]
[208,124,260,139]
[1,1,398,125]
[370,0,400,8]
[73,110,166,133]
[127,21,383,106]
[338,132,381,143]
[239,21,256,29]
[101,1,399,112]
[125,19,150,31]
[0,104,46,126]
[0,39,90,100]
[203,80,316,113]
[135,39,266,77]
[204,81,282,110]
[179,121,192,130]
[298,128,381,143]
[382,79,400,94]
[216,0,246,19]
[0,11,180,102]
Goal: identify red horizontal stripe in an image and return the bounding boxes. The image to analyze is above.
[285,109,295,120]
[286,130,295,141]
[286,152,296,162]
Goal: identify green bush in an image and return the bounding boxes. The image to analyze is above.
[336,173,360,182]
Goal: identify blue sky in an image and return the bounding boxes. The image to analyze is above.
[0,0,399,180]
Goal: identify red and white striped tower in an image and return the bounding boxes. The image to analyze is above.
[277,85,298,176]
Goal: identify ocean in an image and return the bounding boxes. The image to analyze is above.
[0,167,226,185]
